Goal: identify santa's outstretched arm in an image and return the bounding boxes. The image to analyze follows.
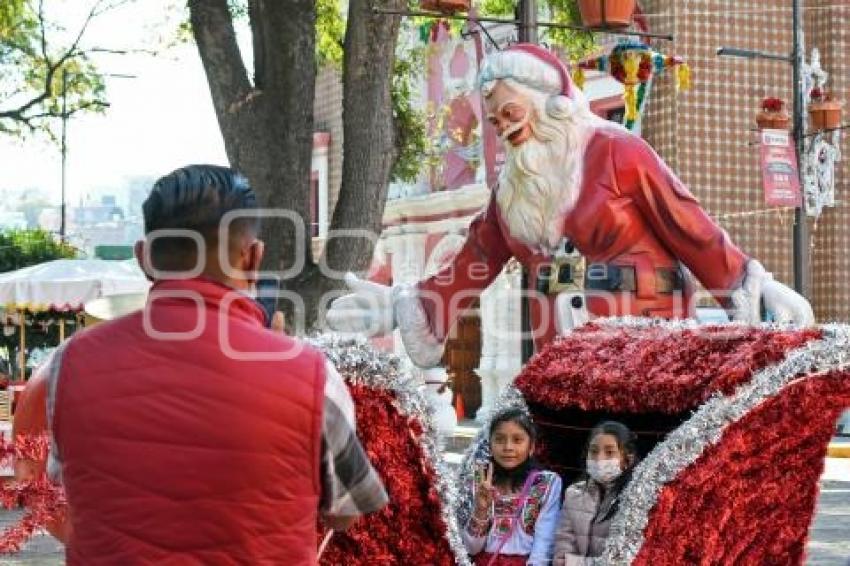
[617,135,814,325]
[327,193,512,367]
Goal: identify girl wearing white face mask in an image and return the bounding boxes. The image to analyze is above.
[552,421,639,566]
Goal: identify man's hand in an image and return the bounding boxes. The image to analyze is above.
[270,311,286,334]
[326,273,395,336]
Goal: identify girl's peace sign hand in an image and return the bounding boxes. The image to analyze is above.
[473,462,496,515]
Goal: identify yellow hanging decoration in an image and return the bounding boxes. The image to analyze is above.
[572,66,586,91]
[676,63,692,92]
[624,84,639,121]
[622,51,641,121]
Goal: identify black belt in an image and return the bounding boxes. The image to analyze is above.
[584,264,684,294]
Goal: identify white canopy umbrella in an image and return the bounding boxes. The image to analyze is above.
[0,259,149,311]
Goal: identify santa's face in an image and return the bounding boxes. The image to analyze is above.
[484,81,534,147]
[486,80,586,250]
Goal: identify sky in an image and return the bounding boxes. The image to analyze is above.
[0,0,235,208]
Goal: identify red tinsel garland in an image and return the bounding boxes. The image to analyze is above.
[516,324,821,414]
[318,384,455,565]
[0,434,65,554]
[634,371,850,565]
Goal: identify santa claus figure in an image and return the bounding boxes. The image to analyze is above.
[328,44,813,367]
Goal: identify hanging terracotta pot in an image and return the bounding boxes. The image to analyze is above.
[421,0,470,14]
[756,98,790,130]
[577,0,636,30]
[809,99,843,130]
[756,113,791,130]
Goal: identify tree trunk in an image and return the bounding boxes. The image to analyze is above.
[189,0,404,332]
[189,0,316,329]
[296,0,406,329]
[325,0,405,274]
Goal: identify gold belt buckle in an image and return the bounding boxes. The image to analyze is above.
[548,255,586,294]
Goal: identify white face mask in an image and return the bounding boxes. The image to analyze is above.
[586,458,622,483]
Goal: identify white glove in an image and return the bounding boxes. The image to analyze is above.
[325,273,396,336]
[732,260,814,325]
[762,278,815,325]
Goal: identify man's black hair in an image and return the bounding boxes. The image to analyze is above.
[142,164,259,272]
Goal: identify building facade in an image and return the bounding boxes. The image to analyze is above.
[639,0,848,320]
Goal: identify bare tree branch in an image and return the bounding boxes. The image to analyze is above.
[90,0,136,18]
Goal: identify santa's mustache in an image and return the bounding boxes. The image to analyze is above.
[499,116,530,143]
[495,108,586,249]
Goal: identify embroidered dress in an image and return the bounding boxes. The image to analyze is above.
[462,470,563,566]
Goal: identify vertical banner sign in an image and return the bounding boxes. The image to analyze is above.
[760,129,802,206]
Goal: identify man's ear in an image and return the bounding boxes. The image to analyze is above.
[134,240,154,282]
[244,239,265,278]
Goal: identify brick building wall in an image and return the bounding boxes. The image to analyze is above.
[640,0,848,321]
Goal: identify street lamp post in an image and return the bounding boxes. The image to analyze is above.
[716,0,809,298]
[517,0,537,364]
[57,71,132,243]
[517,0,538,44]
[791,0,808,298]
[60,69,68,241]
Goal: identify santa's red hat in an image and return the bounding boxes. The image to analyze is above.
[479,43,576,99]
[505,44,574,97]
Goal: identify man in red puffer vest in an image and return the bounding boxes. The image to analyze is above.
[32,165,387,564]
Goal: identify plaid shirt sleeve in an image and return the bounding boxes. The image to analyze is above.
[319,360,388,517]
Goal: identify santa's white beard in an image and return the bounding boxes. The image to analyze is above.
[496,112,588,250]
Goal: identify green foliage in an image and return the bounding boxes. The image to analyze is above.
[544,0,596,60]
[478,0,514,15]
[390,40,427,182]
[317,0,345,67]
[0,0,108,137]
[0,229,77,274]
[227,0,248,19]
[478,0,596,59]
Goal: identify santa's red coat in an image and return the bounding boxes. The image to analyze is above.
[417,127,749,349]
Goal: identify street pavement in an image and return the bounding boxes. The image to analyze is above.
[0,458,846,565]
[808,458,850,566]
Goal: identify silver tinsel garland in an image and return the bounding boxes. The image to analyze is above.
[308,334,472,566]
